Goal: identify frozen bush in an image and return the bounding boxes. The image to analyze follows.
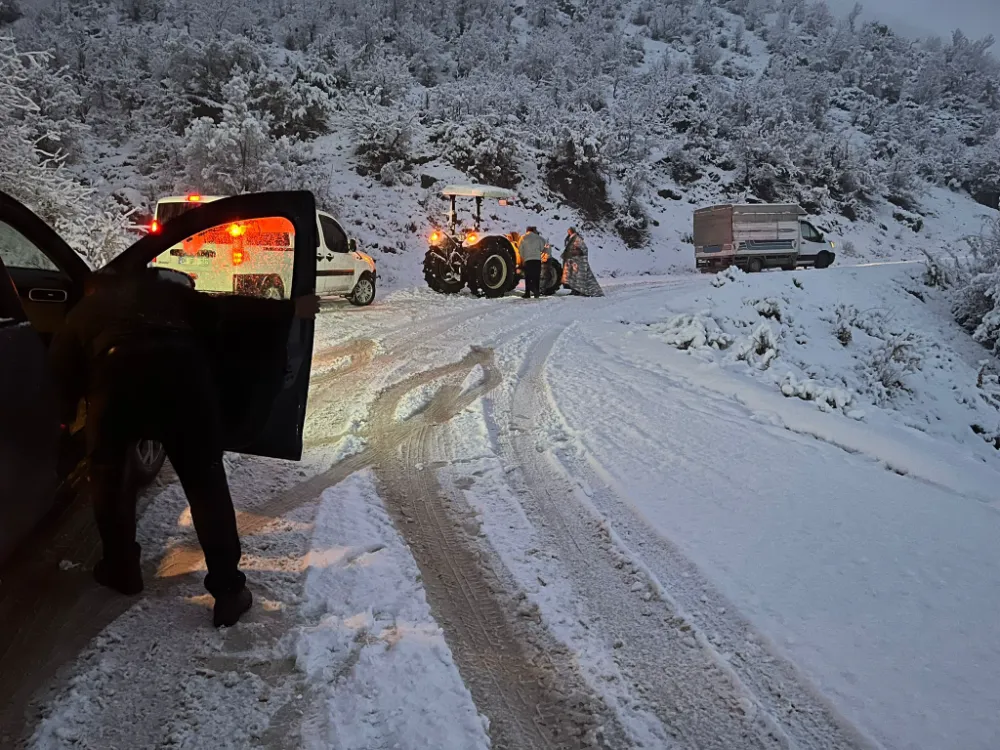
[711,266,745,287]
[750,297,784,322]
[647,314,733,351]
[862,332,926,404]
[429,119,521,189]
[350,100,415,172]
[735,322,780,370]
[780,373,856,413]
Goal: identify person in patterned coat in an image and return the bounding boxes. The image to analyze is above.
[561,228,604,297]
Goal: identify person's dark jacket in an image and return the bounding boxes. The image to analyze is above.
[49,270,296,431]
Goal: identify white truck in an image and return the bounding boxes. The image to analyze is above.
[150,194,377,305]
[694,203,836,273]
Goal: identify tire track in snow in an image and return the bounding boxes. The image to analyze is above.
[537,327,879,750]
[366,348,626,750]
[490,324,797,750]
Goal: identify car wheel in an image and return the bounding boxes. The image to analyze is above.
[350,272,376,306]
[131,439,166,486]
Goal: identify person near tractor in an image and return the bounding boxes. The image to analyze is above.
[561,227,604,297]
[49,268,320,627]
[519,226,548,299]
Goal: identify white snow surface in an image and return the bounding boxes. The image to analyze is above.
[292,471,490,750]
[26,260,1000,750]
[544,267,1000,750]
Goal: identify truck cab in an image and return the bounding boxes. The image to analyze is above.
[151,195,377,306]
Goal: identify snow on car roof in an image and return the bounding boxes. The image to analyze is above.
[440,184,516,199]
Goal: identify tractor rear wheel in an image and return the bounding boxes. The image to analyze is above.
[423,249,465,294]
[540,259,562,296]
[469,244,515,298]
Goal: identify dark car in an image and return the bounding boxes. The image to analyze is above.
[0,190,318,565]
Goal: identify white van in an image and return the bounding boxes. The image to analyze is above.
[150,194,377,305]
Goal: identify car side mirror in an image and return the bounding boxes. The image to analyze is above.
[348,238,357,252]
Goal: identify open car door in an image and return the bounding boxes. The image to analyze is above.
[101,192,318,460]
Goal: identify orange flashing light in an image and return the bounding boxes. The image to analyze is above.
[150,219,160,233]
[232,248,246,265]
[466,232,478,245]
[187,194,202,202]
[430,231,440,244]
[228,223,245,238]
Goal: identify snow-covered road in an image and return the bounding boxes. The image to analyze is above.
[7,266,1000,750]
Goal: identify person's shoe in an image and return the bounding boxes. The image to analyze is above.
[522,293,530,299]
[93,558,144,596]
[213,586,253,628]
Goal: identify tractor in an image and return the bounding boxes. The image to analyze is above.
[422,184,563,298]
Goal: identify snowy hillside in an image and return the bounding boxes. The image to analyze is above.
[1,0,998,278]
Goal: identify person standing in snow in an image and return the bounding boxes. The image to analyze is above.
[561,227,604,297]
[49,268,320,627]
[518,225,547,299]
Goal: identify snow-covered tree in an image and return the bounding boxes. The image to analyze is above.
[0,36,127,266]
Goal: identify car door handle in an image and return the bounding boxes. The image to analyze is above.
[316,254,324,261]
[325,254,334,260]
[28,288,68,303]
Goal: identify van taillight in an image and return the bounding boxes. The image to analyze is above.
[150,220,160,233]
[232,248,246,265]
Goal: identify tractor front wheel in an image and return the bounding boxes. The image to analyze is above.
[469,245,515,298]
[423,249,465,294]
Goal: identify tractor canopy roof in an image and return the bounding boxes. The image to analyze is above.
[441,184,516,200]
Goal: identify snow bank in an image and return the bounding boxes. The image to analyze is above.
[291,471,490,750]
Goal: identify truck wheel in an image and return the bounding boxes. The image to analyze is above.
[130,440,166,486]
[470,244,515,298]
[349,272,376,306]
[423,250,465,294]
[748,258,763,273]
[815,250,835,269]
[540,259,562,296]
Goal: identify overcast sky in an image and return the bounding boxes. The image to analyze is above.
[825,0,1000,41]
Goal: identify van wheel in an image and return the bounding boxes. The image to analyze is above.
[748,258,763,273]
[815,250,834,269]
[131,440,166,486]
[260,278,284,299]
[350,273,376,306]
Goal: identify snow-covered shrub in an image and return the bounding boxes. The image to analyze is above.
[0,37,128,266]
[950,218,1000,348]
[182,74,323,196]
[921,250,956,289]
[647,314,733,351]
[862,332,926,403]
[545,125,612,221]
[780,373,856,413]
[429,119,521,189]
[750,297,784,322]
[834,304,853,346]
[711,266,745,287]
[735,322,780,370]
[250,67,336,140]
[350,100,415,172]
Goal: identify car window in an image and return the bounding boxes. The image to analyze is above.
[320,215,348,253]
[800,222,822,242]
[152,216,297,299]
[0,220,60,271]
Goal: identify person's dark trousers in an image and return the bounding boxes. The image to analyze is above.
[523,259,541,298]
[85,335,245,599]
